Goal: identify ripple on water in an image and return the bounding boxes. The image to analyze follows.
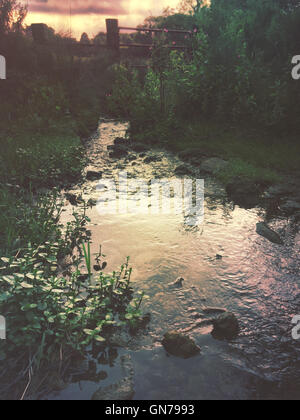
[58,120,300,400]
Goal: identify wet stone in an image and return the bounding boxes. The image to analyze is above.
[256,222,284,245]
[162,331,201,359]
[168,277,184,289]
[130,143,148,153]
[212,312,239,340]
[144,155,162,164]
[86,170,103,181]
[174,164,194,177]
[92,355,134,400]
[200,158,228,175]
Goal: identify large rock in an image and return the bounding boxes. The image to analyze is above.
[92,355,134,400]
[264,182,299,200]
[280,200,300,216]
[130,143,148,153]
[86,170,103,181]
[109,147,128,159]
[114,137,130,148]
[256,222,284,245]
[174,164,194,177]
[212,312,239,340]
[162,331,200,359]
[226,177,265,209]
[178,149,208,164]
[200,158,228,175]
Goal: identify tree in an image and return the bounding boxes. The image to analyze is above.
[80,32,90,44]
[0,0,27,35]
[178,0,210,14]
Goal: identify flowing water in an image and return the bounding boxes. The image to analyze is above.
[51,119,300,400]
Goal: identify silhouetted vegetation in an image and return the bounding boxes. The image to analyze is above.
[0,1,149,399]
[109,0,300,182]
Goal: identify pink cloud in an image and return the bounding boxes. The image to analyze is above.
[28,0,127,16]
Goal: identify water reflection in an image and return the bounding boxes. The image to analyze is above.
[57,119,300,400]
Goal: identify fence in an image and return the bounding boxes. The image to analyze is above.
[107,19,193,52]
[31,19,194,55]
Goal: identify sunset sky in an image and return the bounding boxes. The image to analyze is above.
[22,0,181,39]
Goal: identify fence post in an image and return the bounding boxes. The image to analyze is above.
[31,24,47,44]
[106,19,120,53]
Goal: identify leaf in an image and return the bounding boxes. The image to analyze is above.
[26,273,35,280]
[125,313,133,320]
[20,282,33,289]
[1,258,10,264]
[83,329,93,336]
[94,335,106,343]
[21,304,38,311]
[2,276,15,285]
[52,289,65,294]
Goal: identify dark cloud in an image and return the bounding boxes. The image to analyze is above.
[28,0,126,16]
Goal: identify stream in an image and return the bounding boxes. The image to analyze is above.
[50,118,300,400]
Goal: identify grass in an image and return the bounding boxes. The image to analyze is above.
[135,118,300,185]
[0,120,85,189]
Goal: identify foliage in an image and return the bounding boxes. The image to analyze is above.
[0,244,146,359]
[0,192,147,398]
[109,0,300,131]
[0,2,149,398]
[0,0,26,35]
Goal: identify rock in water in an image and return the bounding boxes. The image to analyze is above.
[168,277,184,289]
[280,200,300,216]
[162,331,200,359]
[65,193,79,206]
[92,378,134,401]
[256,222,284,245]
[131,143,148,153]
[226,177,263,209]
[92,355,134,400]
[200,158,228,175]
[212,312,239,340]
[203,307,227,315]
[114,137,130,147]
[109,146,128,159]
[86,170,103,181]
[143,155,162,164]
[174,164,194,177]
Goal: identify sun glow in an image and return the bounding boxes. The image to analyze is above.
[24,0,181,39]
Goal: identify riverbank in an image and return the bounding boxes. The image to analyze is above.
[0,113,149,399]
[128,118,300,217]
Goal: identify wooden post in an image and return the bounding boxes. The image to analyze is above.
[31,24,47,44]
[106,19,120,52]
